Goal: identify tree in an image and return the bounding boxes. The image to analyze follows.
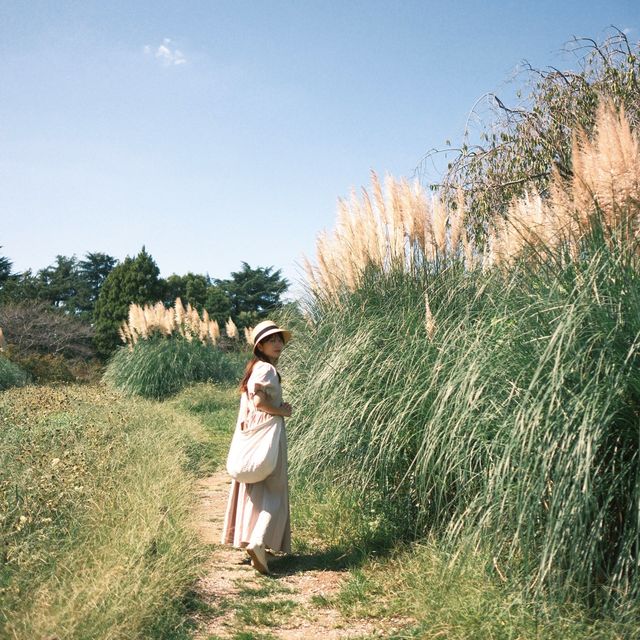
[0,249,12,285]
[0,249,19,303]
[162,272,210,310]
[217,262,288,329]
[204,284,233,326]
[77,252,117,319]
[0,301,94,359]
[424,29,640,237]
[36,255,83,312]
[0,269,41,304]
[0,251,116,316]
[93,247,163,358]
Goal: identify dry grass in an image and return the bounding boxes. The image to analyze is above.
[225,317,239,340]
[119,298,221,347]
[0,384,208,639]
[490,101,640,267]
[306,170,465,299]
[306,102,639,299]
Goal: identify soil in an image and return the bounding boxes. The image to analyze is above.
[191,471,400,639]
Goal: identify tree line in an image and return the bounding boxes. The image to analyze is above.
[0,246,288,360]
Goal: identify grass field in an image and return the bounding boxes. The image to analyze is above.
[0,382,232,639]
[2,380,638,638]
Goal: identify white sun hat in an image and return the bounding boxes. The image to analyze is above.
[251,320,292,355]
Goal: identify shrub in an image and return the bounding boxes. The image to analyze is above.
[103,335,243,399]
[8,352,75,383]
[0,301,94,359]
[0,354,28,390]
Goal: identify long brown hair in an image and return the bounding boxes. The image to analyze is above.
[239,343,282,393]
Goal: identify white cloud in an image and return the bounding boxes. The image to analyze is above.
[144,38,186,66]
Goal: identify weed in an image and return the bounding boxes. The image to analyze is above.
[234,599,297,627]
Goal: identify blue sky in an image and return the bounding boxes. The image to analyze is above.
[1,1,637,294]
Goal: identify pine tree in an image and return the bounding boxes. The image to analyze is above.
[77,252,117,319]
[0,250,12,284]
[93,247,163,358]
[216,262,288,329]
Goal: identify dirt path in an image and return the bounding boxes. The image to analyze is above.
[191,471,389,639]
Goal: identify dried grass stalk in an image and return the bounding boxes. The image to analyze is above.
[119,298,219,347]
[226,317,238,340]
[306,103,638,295]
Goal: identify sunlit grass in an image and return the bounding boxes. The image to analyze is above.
[103,335,243,399]
[285,206,640,618]
[0,384,210,639]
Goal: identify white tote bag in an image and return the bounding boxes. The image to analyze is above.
[226,393,282,484]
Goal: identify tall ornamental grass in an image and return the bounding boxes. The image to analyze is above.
[0,384,208,639]
[104,334,242,399]
[104,298,246,399]
[285,103,640,609]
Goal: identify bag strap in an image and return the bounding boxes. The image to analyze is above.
[239,391,257,432]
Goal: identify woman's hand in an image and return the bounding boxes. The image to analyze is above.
[280,402,293,418]
[253,392,292,417]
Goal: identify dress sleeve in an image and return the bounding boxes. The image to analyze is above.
[248,362,279,397]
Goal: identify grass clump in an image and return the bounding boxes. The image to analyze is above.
[171,382,239,475]
[0,384,209,639]
[286,100,640,619]
[234,599,297,627]
[103,334,243,399]
[336,542,639,640]
[0,353,28,390]
[287,222,640,611]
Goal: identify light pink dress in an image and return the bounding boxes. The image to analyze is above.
[221,361,291,553]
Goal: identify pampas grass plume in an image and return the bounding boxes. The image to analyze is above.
[226,318,238,340]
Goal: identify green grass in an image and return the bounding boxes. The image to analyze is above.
[0,383,210,639]
[283,212,640,620]
[103,335,244,399]
[234,599,298,627]
[207,632,277,640]
[0,353,28,390]
[335,541,640,640]
[171,382,240,475]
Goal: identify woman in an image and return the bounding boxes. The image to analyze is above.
[221,320,292,574]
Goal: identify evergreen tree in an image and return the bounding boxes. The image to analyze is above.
[162,272,210,310]
[204,283,233,326]
[163,274,187,306]
[37,255,82,311]
[0,268,41,304]
[0,249,18,303]
[217,262,288,329]
[77,252,117,318]
[93,247,163,358]
[0,249,12,285]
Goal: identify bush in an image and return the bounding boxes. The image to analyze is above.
[0,301,97,382]
[291,95,640,611]
[9,352,75,383]
[103,335,243,399]
[0,301,94,360]
[0,354,28,390]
